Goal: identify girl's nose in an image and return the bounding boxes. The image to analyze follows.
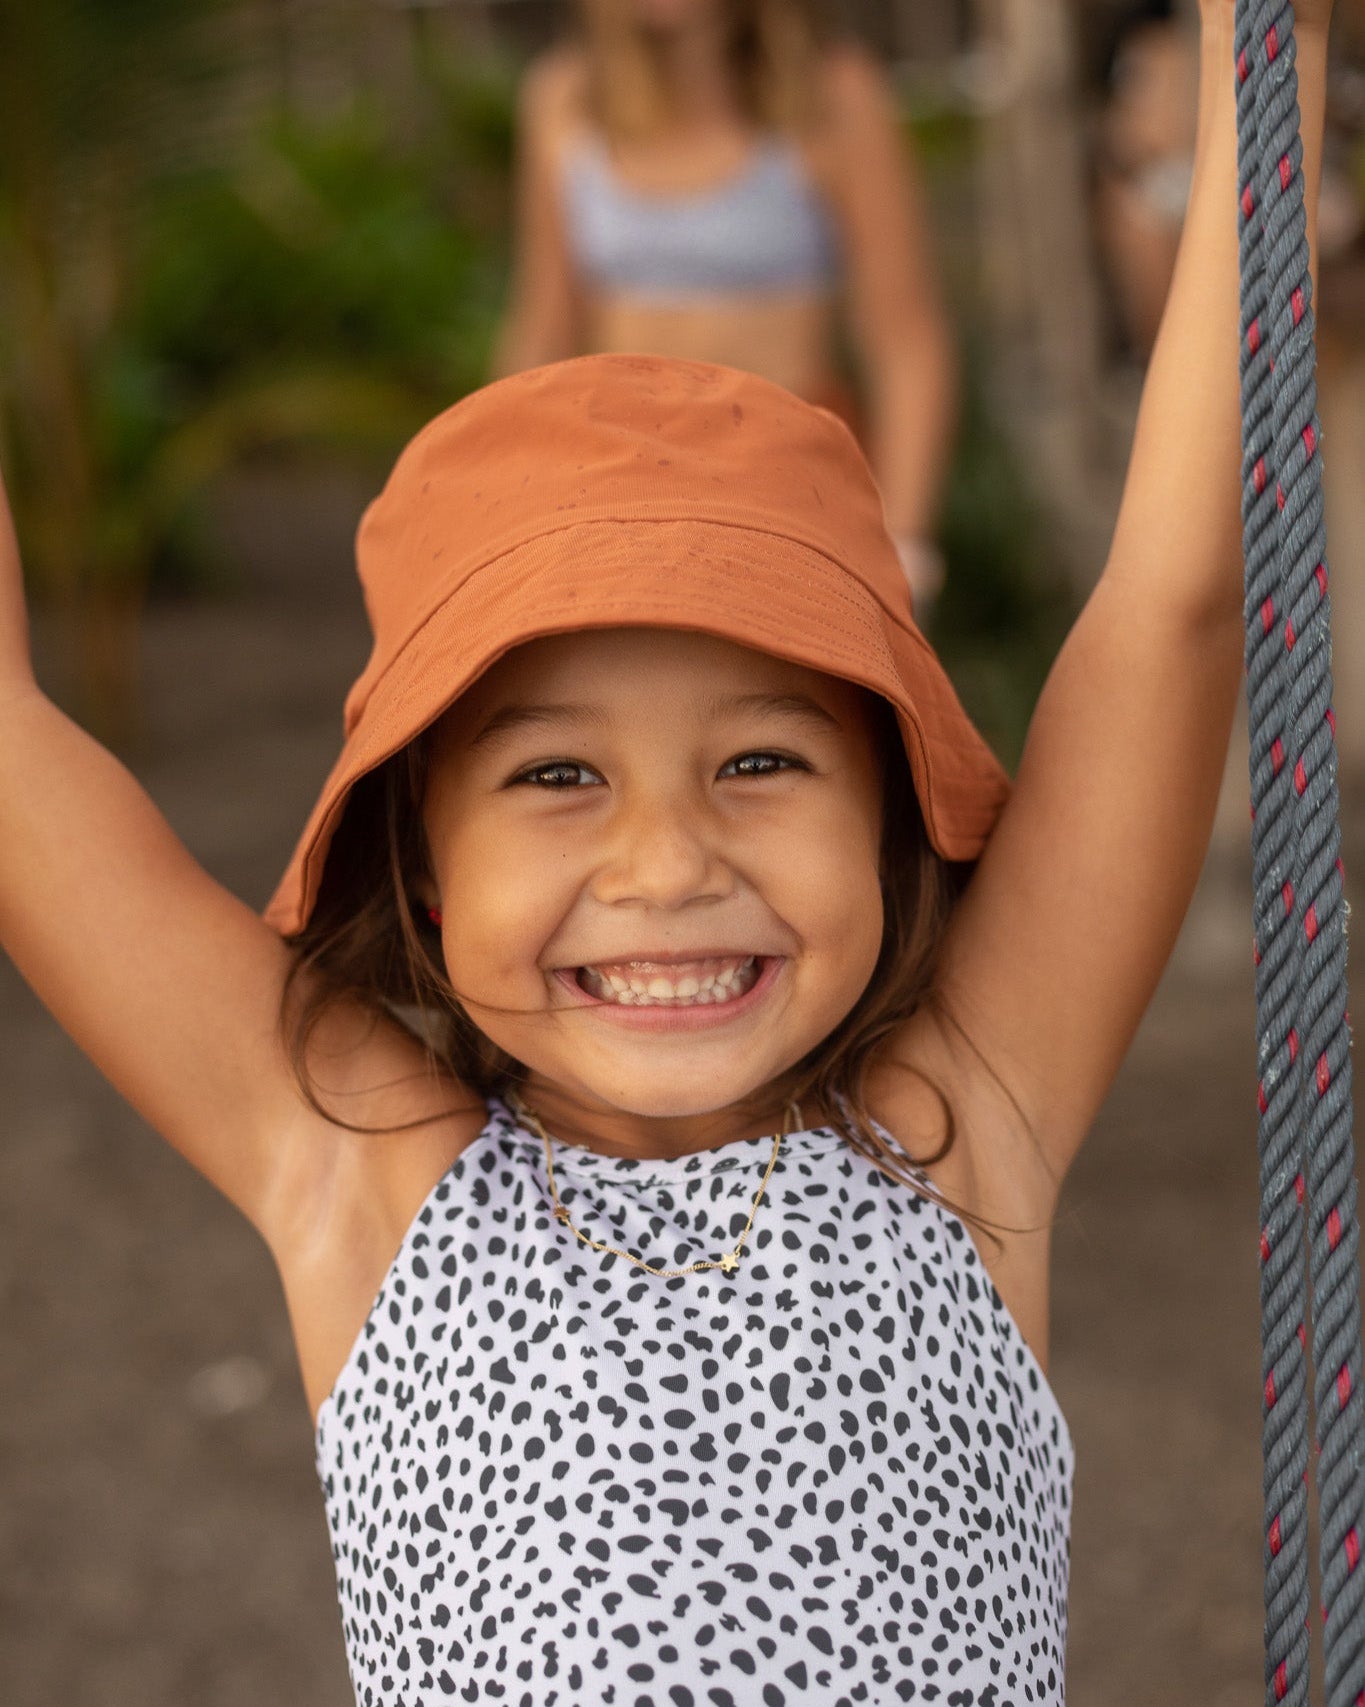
[593,797,736,911]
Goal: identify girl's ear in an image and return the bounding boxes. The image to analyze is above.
[412,874,442,928]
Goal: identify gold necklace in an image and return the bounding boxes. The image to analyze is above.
[509,1094,794,1279]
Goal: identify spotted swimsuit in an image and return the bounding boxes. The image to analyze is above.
[315,1100,1073,1706]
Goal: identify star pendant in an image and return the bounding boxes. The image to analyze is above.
[720,1251,739,1274]
[553,1205,571,1224]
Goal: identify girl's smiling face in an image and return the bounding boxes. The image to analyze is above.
[422,628,887,1138]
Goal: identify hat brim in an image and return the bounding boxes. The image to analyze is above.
[265,517,1009,936]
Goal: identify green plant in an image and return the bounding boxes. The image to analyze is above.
[0,1,516,733]
[933,342,1076,768]
[129,105,506,401]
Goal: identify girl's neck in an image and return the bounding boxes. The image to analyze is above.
[513,1079,795,1161]
[644,16,739,128]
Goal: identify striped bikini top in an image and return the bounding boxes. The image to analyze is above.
[560,133,842,299]
[315,1099,1073,1706]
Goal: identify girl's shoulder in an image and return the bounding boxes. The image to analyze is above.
[811,40,899,129]
[816,39,892,96]
[266,1004,488,1266]
[518,43,591,140]
[865,1005,1062,1371]
[801,41,915,200]
[868,1003,1061,1224]
[266,1022,488,1421]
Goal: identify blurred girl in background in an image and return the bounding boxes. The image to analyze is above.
[494,0,956,612]
[1090,0,1199,359]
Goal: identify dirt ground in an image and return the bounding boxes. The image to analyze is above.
[2,479,1362,1705]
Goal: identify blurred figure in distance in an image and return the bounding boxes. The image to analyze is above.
[1091,0,1198,360]
[493,0,957,617]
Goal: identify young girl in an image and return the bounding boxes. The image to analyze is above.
[0,4,1334,1703]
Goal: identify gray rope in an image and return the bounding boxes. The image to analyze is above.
[1240,5,1312,1694]
[1236,6,1365,1703]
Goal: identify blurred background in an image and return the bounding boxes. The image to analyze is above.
[2,1,1365,1702]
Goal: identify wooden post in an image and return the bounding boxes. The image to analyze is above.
[972,0,1110,582]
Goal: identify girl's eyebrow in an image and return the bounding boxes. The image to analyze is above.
[466,702,608,751]
[706,691,843,732]
[467,690,840,752]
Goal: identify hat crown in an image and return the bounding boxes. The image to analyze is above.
[264,353,1009,937]
[351,356,905,721]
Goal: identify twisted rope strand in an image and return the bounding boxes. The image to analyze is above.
[1239,5,1312,1699]
[1237,5,1365,1702]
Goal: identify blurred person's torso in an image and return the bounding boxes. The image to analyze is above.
[549,54,850,406]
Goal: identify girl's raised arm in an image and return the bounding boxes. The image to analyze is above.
[490,49,586,379]
[0,472,355,1237]
[917,3,1332,1205]
[819,44,958,551]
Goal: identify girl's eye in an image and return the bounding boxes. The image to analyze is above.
[512,760,603,789]
[720,751,805,779]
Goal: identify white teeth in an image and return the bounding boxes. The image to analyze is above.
[576,956,760,1007]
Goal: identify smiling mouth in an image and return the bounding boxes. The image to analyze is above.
[575,955,762,1007]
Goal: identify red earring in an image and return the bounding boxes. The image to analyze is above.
[426,906,443,928]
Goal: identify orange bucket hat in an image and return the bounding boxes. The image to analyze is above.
[266,354,1009,937]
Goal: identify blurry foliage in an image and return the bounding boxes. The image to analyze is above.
[0,0,515,731]
[902,94,1076,765]
[0,0,1066,756]
[901,91,979,172]
[129,108,505,398]
[415,24,519,176]
[933,340,1075,769]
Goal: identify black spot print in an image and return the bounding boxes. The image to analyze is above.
[317,1101,1072,1705]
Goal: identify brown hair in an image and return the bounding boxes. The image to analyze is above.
[575,0,828,144]
[279,697,994,1222]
